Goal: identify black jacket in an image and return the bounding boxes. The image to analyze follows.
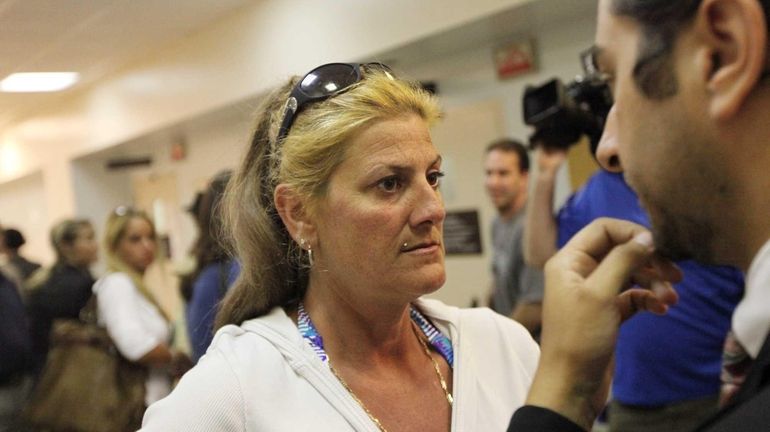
[507,333,770,432]
[0,272,31,383]
[26,263,95,373]
[695,333,770,431]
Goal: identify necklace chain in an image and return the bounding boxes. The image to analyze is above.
[328,323,453,432]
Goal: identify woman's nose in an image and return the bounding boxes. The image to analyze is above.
[142,238,156,252]
[595,105,624,172]
[412,180,446,227]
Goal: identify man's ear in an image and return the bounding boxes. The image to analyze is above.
[697,0,767,120]
[274,184,317,247]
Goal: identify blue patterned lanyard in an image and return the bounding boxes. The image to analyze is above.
[297,303,454,368]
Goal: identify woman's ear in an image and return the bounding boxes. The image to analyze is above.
[274,184,316,246]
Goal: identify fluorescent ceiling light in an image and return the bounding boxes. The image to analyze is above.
[0,72,79,92]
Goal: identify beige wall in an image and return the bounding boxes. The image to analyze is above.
[0,0,600,308]
[0,171,49,264]
[0,0,539,263]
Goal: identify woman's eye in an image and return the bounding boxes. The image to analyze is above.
[378,176,401,193]
[427,171,445,188]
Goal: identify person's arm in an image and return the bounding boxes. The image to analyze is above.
[96,274,190,376]
[508,405,586,431]
[138,346,192,378]
[518,218,681,430]
[511,254,545,335]
[140,347,244,431]
[523,148,567,269]
[510,302,542,335]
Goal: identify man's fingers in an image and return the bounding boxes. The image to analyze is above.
[630,263,684,291]
[616,286,678,321]
[584,231,656,298]
[647,255,684,283]
[563,218,651,264]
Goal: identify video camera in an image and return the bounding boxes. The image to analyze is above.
[522,49,613,155]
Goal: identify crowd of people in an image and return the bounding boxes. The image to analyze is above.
[2,0,770,430]
[0,170,238,431]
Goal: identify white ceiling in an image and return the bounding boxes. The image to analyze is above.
[83,0,599,162]
[0,0,255,128]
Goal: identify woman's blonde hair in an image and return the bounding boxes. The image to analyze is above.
[216,67,441,328]
[103,208,167,320]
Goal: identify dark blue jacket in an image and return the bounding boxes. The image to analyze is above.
[0,272,31,383]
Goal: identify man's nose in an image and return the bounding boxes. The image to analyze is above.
[595,105,623,172]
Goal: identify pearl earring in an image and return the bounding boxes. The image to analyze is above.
[299,238,313,266]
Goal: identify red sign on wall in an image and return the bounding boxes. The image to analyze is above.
[494,39,537,79]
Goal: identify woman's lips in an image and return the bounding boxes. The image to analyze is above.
[402,242,441,254]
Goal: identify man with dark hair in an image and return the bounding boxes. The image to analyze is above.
[509,0,770,430]
[2,228,41,282]
[484,139,544,336]
[524,145,743,432]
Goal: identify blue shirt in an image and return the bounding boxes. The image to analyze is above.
[186,260,240,363]
[557,170,744,406]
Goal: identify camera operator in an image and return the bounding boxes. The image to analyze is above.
[520,64,744,431]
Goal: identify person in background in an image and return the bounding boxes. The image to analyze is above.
[0,260,33,432]
[182,170,239,363]
[25,219,99,375]
[484,139,544,337]
[141,62,539,431]
[94,207,191,419]
[2,228,41,283]
[524,143,743,432]
[509,0,770,430]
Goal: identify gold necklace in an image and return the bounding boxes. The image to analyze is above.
[328,323,453,432]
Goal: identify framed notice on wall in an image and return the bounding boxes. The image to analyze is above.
[493,39,537,80]
[443,210,483,255]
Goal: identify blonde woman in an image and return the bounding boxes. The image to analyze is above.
[141,63,539,431]
[94,208,189,415]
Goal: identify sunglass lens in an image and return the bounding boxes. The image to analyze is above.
[300,63,358,98]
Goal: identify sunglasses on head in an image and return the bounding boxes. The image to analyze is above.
[276,62,394,144]
[112,205,146,218]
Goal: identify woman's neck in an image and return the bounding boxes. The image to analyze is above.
[301,280,419,366]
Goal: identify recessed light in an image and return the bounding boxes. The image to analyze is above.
[0,72,80,92]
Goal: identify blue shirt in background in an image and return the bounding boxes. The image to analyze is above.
[186,260,240,363]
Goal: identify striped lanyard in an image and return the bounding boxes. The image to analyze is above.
[297,303,454,368]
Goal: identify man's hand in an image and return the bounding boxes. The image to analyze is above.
[525,218,681,430]
[536,147,568,178]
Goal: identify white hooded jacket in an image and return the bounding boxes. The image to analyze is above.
[141,298,539,431]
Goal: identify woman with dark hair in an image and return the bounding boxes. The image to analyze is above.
[182,170,239,362]
[26,219,98,374]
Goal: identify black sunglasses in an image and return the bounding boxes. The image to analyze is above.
[275,62,393,143]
